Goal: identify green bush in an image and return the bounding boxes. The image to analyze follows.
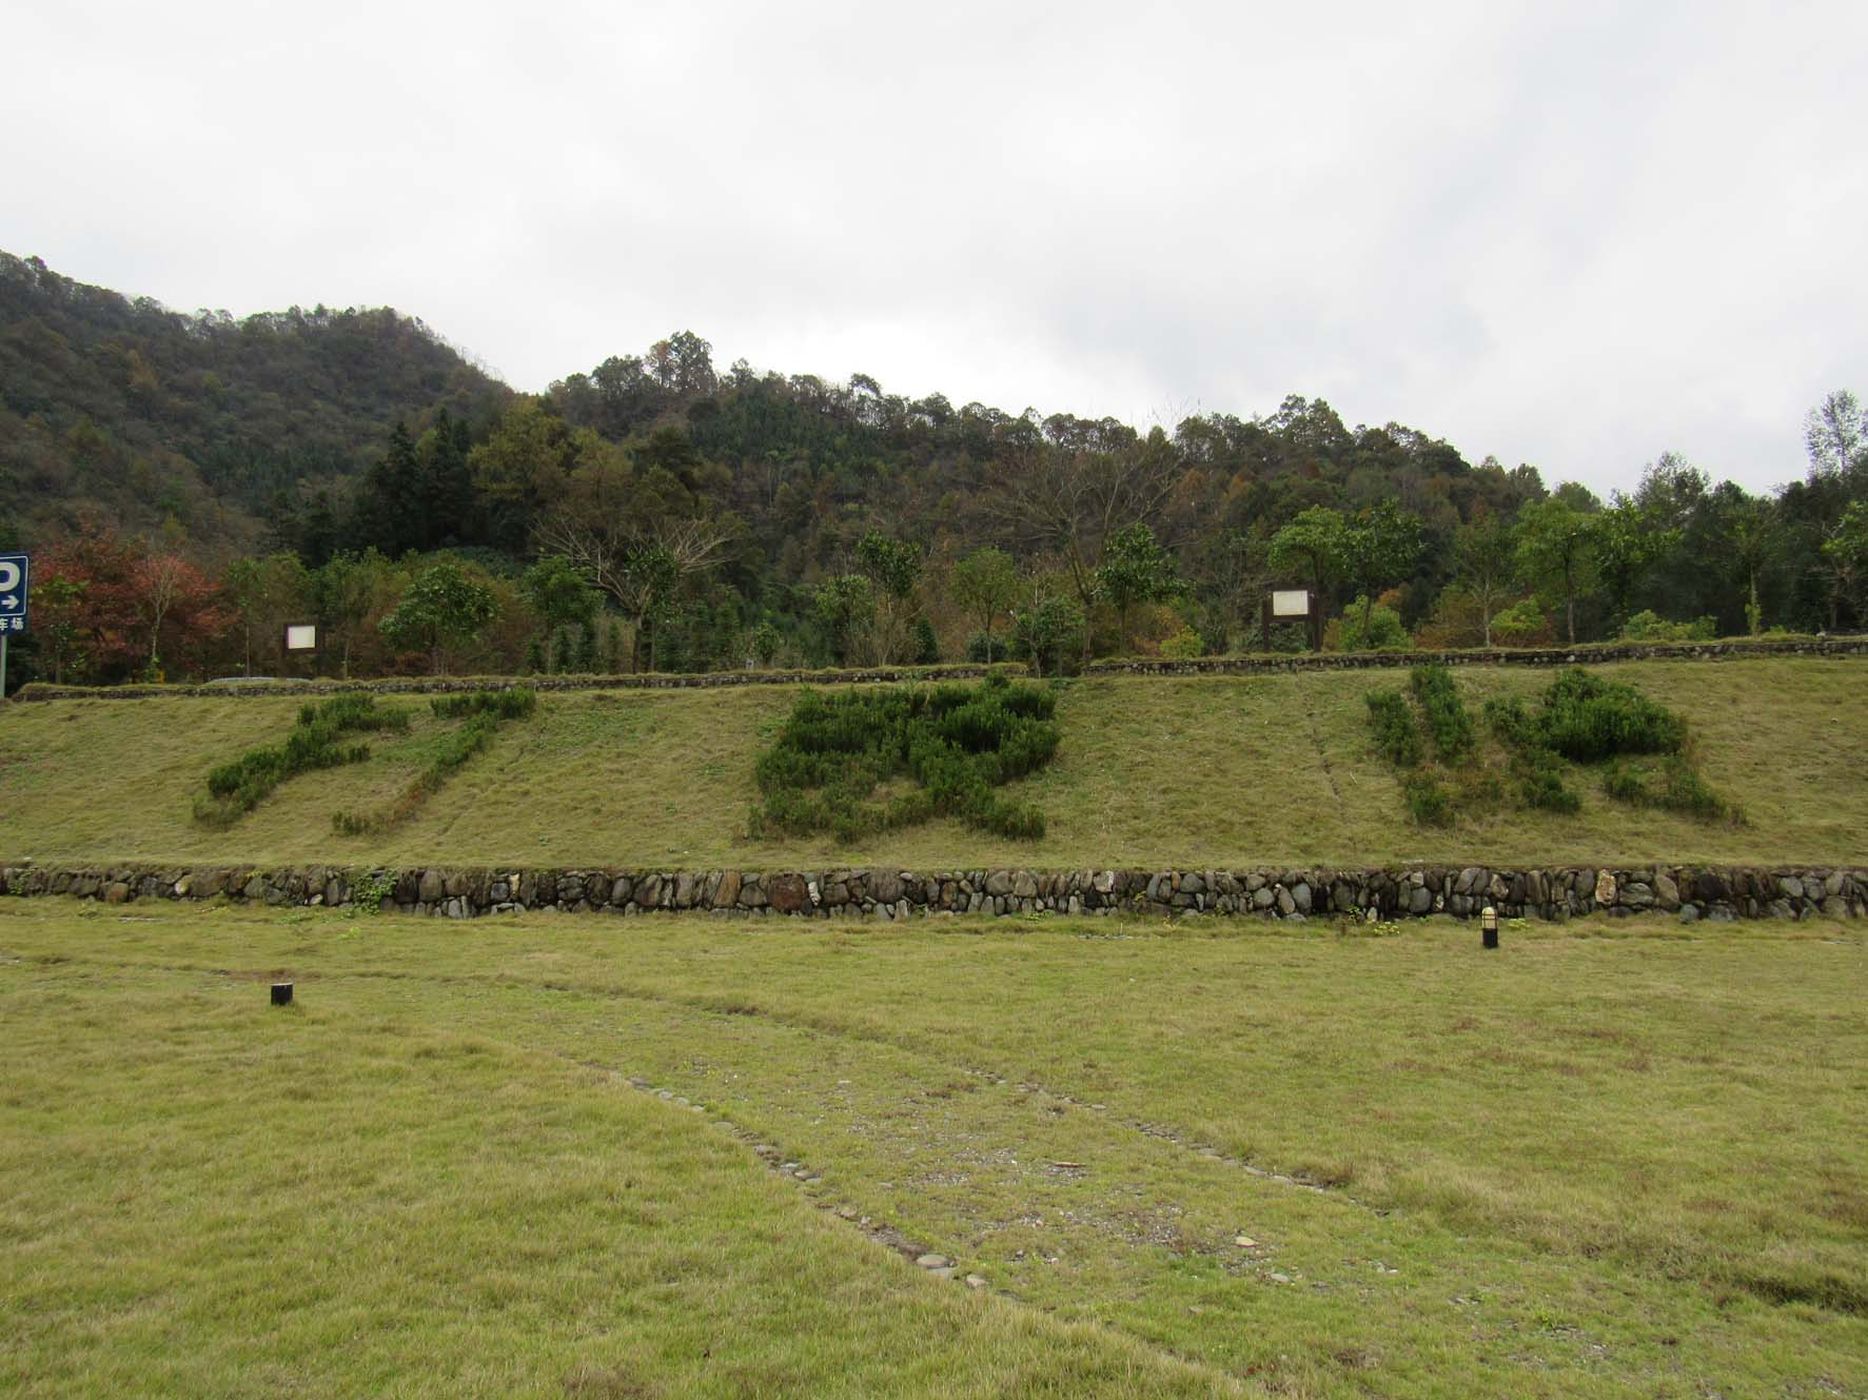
[1489,599,1551,647]
[429,688,537,721]
[1535,669,1684,761]
[1511,746,1579,813]
[1337,596,1412,652]
[1602,756,1739,823]
[1403,773,1454,826]
[1483,671,1732,820]
[1483,695,1536,747]
[1364,688,1422,768]
[912,616,941,665]
[1010,597,1086,677]
[749,674,1059,842]
[1160,627,1205,660]
[196,695,410,825]
[1619,610,1716,643]
[1409,664,1474,762]
[1600,759,1648,805]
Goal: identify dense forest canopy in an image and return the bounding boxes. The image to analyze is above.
[3,251,1865,688]
[0,252,509,548]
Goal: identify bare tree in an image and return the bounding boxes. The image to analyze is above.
[536,512,730,670]
[1000,433,1179,661]
[137,550,185,671]
[1805,390,1866,480]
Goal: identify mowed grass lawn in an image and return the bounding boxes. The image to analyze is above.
[2,658,1865,870]
[2,901,1863,1396]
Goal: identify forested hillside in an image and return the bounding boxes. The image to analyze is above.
[3,252,1865,688]
[0,252,509,547]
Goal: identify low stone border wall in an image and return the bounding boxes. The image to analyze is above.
[13,663,1018,703]
[4,862,1860,924]
[15,637,1864,703]
[1085,636,1868,678]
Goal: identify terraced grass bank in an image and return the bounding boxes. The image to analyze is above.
[2,657,1864,872]
[3,901,1863,1396]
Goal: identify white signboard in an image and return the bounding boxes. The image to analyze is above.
[283,624,318,652]
[1270,589,1311,618]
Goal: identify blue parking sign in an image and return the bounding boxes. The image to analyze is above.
[0,554,25,633]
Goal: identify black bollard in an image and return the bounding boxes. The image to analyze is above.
[271,981,294,1006]
[1481,906,1499,950]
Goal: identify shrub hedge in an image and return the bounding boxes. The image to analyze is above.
[1402,772,1455,826]
[749,674,1059,842]
[1534,669,1685,761]
[195,695,410,825]
[1409,663,1475,762]
[1364,689,1423,768]
[1485,670,1732,819]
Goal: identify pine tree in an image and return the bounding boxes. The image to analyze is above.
[417,408,476,549]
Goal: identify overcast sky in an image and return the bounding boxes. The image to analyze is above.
[5,0,1864,495]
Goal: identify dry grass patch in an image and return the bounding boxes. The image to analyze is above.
[2,901,1863,1396]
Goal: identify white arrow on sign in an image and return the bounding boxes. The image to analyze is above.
[0,596,16,609]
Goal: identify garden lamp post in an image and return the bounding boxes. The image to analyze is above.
[1482,905,1499,950]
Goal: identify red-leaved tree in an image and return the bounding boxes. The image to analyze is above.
[38,522,231,682]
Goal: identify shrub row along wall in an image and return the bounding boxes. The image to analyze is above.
[14,637,1867,703]
[4,862,1861,924]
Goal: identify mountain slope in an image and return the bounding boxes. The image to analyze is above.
[0,251,509,545]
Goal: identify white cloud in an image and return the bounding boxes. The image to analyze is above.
[5,0,1863,493]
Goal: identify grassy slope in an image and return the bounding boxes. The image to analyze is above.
[1,658,1864,870]
[2,901,1863,1396]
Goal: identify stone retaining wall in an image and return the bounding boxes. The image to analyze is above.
[4,862,1860,924]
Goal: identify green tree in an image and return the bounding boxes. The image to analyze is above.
[1335,596,1411,651]
[1715,491,1777,636]
[1093,522,1181,653]
[912,615,940,664]
[1515,498,1599,645]
[468,398,587,553]
[30,576,88,683]
[616,544,679,672]
[521,554,601,672]
[1341,502,1424,644]
[379,560,497,674]
[1822,501,1868,628]
[1453,515,1515,646]
[223,551,313,676]
[415,407,476,550]
[949,546,1019,663]
[856,531,922,663]
[1594,498,1678,630]
[750,621,782,668]
[1267,507,1348,649]
[813,574,875,666]
[315,549,394,679]
[349,422,424,557]
[521,555,599,631]
[1010,588,1087,677]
